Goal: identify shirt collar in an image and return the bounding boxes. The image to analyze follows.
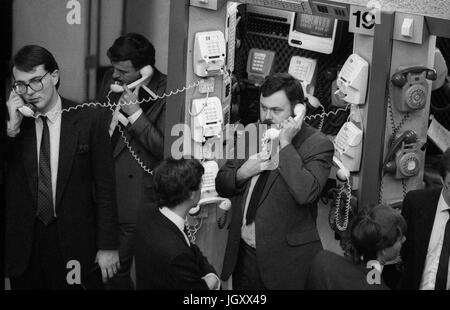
[438,190,450,213]
[160,206,186,232]
[40,95,62,124]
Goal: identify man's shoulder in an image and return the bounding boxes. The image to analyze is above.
[295,124,333,150]
[405,187,441,201]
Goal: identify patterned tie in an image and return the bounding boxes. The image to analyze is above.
[435,210,450,290]
[36,116,54,225]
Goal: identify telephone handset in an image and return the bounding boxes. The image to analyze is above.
[383,130,421,178]
[18,104,37,117]
[110,65,153,93]
[260,104,306,160]
[391,66,437,112]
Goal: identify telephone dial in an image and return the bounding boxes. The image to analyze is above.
[110,65,153,93]
[391,66,437,112]
[383,130,422,179]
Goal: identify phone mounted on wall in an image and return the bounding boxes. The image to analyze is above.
[383,130,421,179]
[391,66,437,112]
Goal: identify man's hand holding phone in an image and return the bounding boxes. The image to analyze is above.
[119,84,141,116]
[6,91,25,137]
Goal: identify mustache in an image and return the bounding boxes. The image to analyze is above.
[261,119,273,125]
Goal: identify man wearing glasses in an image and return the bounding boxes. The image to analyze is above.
[5,45,120,289]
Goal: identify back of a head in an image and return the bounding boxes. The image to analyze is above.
[107,33,155,70]
[350,204,407,263]
[153,157,204,208]
[13,45,60,89]
[260,72,304,105]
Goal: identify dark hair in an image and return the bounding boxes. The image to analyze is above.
[260,73,305,106]
[350,203,407,264]
[107,33,156,69]
[12,45,60,89]
[438,147,450,179]
[154,157,204,208]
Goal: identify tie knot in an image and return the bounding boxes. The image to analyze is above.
[41,115,49,127]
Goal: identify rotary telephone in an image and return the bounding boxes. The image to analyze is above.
[383,130,422,179]
[391,66,437,112]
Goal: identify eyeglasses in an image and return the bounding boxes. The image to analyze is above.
[13,71,49,95]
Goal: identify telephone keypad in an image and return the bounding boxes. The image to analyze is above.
[251,52,267,73]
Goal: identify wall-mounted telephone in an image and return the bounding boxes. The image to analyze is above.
[190,96,223,143]
[188,160,231,229]
[246,48,276,85]
[391,66,437,112]
[334,54,369,105]
[333,121,363,172]
[110,65,153,93]
[288,56,317,95]
[261,104,306,160]
[194,30,226,77]
[383,130,421,179]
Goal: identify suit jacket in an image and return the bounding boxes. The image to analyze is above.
[216,123,334,289]
[399,187,442,290]
[97,68,167,223]
[5,98,118,280]
[135,204,217,290]
[306,250,390,290]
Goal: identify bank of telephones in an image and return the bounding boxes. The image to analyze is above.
[110,65,154,94]
[194,30,226,77]
[383,130,422,179]
[246,48,276,85]
[333,121,363,173]
[189,161,231,229]
[288,56,317,96]
[391,66,437,112]
[191,97,223,142]
[334,54,369,105]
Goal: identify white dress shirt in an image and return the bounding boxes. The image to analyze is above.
[420,191,450,290]
[159,207,220,290]
[35,97,62,215]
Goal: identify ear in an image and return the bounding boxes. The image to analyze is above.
[189,191,196,201]
[50,70,60,87]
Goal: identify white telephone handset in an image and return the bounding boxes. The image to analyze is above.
[18,104,36,117]
[261,104,306,160]
[110,65,153,93]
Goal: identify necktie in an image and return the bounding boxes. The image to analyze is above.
[245,170,270,225]
[36,116,54,225]
[111,122,124,147]
[435,210,450,290]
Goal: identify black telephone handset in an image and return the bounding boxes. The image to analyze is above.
[383,130,421,179]
[391,66,437,112]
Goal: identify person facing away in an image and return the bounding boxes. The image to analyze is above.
[306,203,407,290]
[399,147,450,290]
[96,33,167,290]
[5,45,119,289]
[135,156,220,290]
[216,73,334,289]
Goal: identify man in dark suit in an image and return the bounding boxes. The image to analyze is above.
[96,33,167,289]
[216,73,334,290]
[399,148,450,290]
[5,45,119,289]
[135,157,220,290]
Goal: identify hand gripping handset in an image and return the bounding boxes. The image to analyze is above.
[18,104,37,117]
[110,65,153,93]
[261,104,306,159]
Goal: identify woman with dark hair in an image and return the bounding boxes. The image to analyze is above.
[306,204,407,290]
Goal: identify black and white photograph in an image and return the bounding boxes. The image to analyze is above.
[1,0,450,301]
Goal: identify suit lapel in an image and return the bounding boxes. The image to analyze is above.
[157,211,191,249]
[22,118,38,204]
[414,189,441,283]
[55,99,78,212]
